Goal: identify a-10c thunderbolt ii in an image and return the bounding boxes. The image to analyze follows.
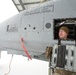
[0,0,76,73]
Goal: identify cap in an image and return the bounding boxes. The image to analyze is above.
[59,26,69,34]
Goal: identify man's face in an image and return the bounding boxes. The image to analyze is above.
[59,29,68,40]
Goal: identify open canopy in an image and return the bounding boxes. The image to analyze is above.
[12,0,47,12]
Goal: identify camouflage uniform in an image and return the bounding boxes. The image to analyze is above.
[54,69,76,75]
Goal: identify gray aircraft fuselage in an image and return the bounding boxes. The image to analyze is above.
[0,0,76,60]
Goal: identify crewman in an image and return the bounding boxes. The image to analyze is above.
[54,26,75,75]
[46,26,76,75]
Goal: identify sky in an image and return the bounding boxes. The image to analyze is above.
[0,0,18,23]
[0,0,48,75]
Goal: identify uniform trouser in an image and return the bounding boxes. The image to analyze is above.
[54,73,76,75]
[52,69,76,75]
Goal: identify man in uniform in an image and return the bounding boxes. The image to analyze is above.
[46,26,76,75]
[54,26,75,75]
